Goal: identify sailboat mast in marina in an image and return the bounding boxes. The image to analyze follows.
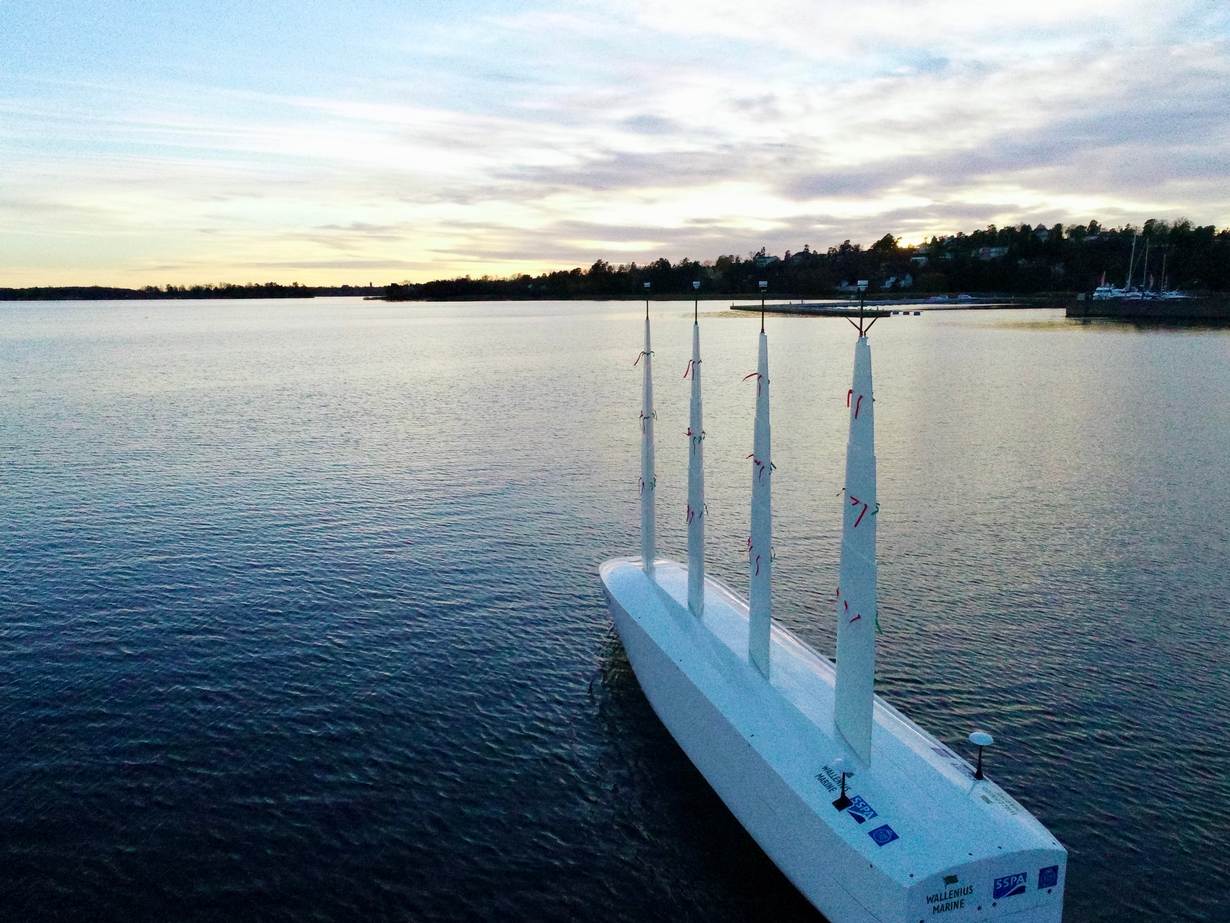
[600,308,1066,922]
[1126,232,1138,290]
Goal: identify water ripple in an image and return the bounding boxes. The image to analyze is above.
[1,300,1228,921]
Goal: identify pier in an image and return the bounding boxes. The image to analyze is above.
[1067,293,1230,322]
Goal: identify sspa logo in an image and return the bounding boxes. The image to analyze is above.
[846,795,877,824]
[993,872,1027,899]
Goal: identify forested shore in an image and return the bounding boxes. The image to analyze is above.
[6,220,1226,302]
[0,283,375,301]
[387,220,1229,300]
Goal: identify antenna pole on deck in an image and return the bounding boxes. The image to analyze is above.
[969,730,994,781]
[830,758,853,810]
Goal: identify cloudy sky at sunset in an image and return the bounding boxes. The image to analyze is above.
[3,0,1228,286]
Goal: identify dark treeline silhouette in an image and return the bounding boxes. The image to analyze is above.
[0,282,378,301]
[387,219,1229,300]
[6,220,1226,302]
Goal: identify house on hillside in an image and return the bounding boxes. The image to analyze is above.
[879,273,916,291]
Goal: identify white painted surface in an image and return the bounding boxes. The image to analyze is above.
[687,320,705,615]
[640,313,655,572]
[601,558,1066,922]
[835,335,877,764]
[748,329,772,677]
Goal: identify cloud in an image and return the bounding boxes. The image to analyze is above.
[620,114,681,135]
[233,259,434,270]
[1,4,1228,285]
[496,147,754,193]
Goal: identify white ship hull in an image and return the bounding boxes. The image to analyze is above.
[602,557,1065,923]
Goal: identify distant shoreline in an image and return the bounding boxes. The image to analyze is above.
[2,287,1073,305]
[8,219,1227,304]
[0,284,376,302]
[2,286,1078,306]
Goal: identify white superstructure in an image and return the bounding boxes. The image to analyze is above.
[600,309,1067,921]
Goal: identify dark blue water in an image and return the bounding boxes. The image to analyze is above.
[2,299,1228,921]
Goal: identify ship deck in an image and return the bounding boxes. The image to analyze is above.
[601,556,1065,920]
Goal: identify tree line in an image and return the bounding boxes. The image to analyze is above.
[0,282,377,301]
[5,220,1226,302]
[387,219,1229,300]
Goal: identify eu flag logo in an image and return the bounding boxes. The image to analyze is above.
[868,824,899,846]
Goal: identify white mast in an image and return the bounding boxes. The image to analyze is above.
[686,304,705,614]
[1126,232,1138,290]
[639,304,656,572]
[748,315,772,677]
[834,332,877,763]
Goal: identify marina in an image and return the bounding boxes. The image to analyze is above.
[1067,292,1230,322]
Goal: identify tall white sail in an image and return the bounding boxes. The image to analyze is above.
[834,335,876,763]
[686,317,705,614]
[748,327,772,676]
[639,311,656,572]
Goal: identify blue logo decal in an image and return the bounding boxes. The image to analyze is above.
[868,824,899,846]
[993,872,1027,899]
[847,795,878,825]
[1038,865,1059,889]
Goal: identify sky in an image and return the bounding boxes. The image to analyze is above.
[2,0,1229,286]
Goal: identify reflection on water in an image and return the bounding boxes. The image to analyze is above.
[1,299,1227,921]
